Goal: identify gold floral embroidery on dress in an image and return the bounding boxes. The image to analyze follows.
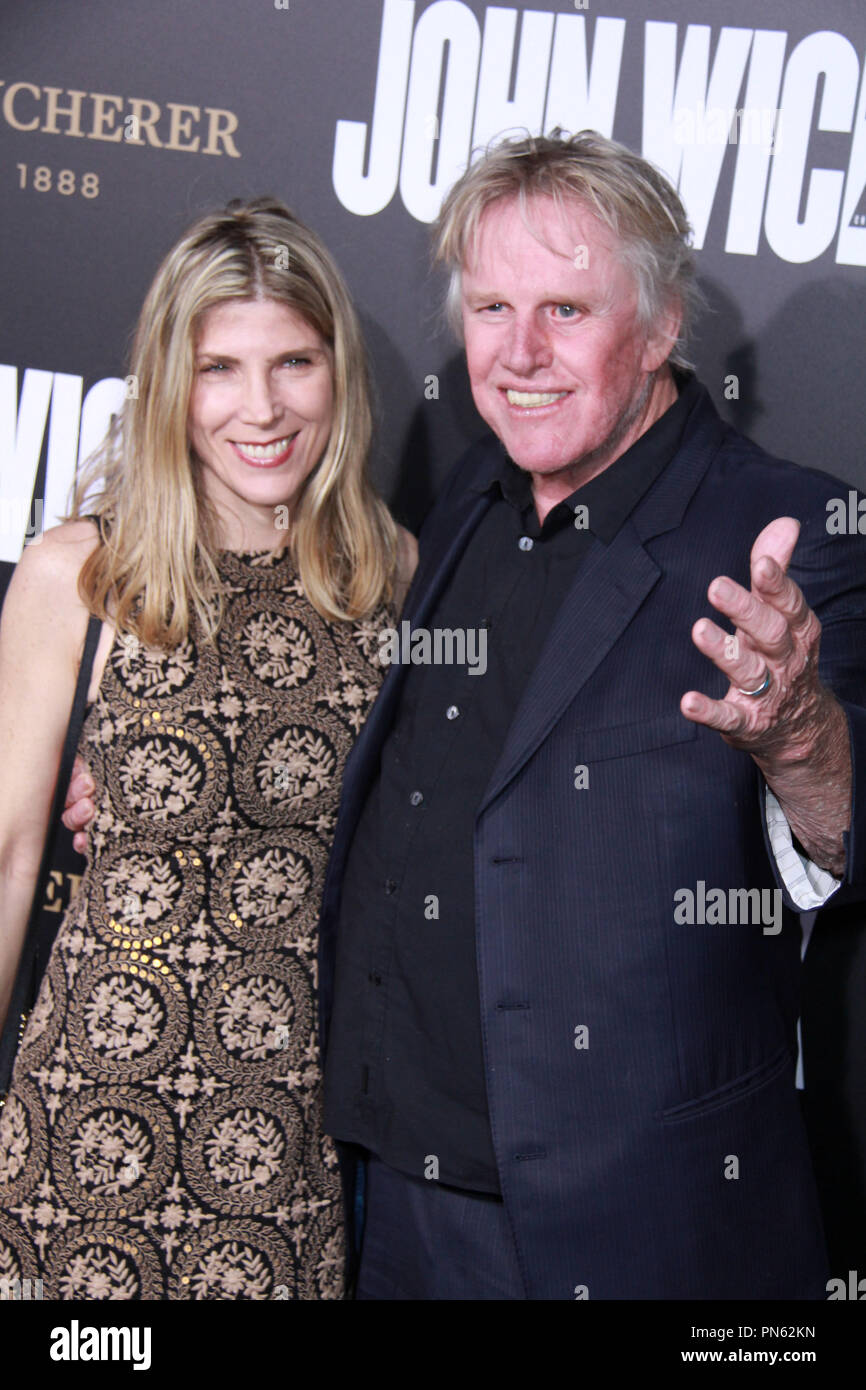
[0,547,394,1299]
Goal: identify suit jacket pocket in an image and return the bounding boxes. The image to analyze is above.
[657,1046,792,1123]
[576,712,698,763]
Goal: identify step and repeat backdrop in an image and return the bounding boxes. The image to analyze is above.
[1,0,865,1267]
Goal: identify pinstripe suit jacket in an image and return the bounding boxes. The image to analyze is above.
[318,381,866,1299]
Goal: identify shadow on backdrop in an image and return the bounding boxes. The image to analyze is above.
[694,275,866,489]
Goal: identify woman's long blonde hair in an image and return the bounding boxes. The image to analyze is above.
[70,197,397,646]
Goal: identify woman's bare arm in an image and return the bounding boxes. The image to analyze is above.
[0,521,99,1029]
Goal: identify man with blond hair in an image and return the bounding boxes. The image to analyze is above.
[319,131,866,1300]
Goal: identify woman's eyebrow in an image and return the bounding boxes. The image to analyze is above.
[194,346,325,363]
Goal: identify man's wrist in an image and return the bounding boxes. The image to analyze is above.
[752,687,846,776]
[754,693,852,877]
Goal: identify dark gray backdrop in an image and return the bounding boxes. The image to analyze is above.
[1,0,865,546]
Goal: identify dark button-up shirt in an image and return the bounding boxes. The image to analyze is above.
[323,373,701,1193]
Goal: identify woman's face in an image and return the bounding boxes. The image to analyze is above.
[188,297,334,545]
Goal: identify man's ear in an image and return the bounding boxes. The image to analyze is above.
[641,296,683,373]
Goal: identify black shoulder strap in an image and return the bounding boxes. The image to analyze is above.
[0,611,103,1092]
[44,613,103,880]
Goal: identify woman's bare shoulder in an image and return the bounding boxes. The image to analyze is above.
[13,517,100,587]
[5,519,100,638]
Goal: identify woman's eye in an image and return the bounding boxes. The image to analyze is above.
[282,356,311,367]
[200,362,228,373]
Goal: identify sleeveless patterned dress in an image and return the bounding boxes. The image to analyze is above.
[0,546,392,1299]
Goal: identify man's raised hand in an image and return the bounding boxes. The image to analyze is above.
[682,515,851,875]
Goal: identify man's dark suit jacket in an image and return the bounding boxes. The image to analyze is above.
[318,381,866,1299]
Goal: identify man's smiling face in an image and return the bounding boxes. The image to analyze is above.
[460,194,678,504]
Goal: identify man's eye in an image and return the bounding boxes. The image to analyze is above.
[555,305,579,319]
[483,303,505,313]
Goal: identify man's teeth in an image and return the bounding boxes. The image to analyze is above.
[236,436,294,459]
[506,390,567,408]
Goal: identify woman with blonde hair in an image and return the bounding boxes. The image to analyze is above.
[0,197,416,1299]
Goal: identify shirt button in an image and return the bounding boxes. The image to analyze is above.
[518,535,534,551]
[409,790,424,806]
[368,971,383,986]
[446,705,459,720]
[384,878,397,895]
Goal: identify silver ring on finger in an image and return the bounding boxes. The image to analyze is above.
[736,669,772,698]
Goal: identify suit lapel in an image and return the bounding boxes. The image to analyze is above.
[478,522,660,814]
[478,395,728,815]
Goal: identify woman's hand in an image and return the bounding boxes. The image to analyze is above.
[0,521,100,1027]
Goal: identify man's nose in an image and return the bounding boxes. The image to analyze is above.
[502,316,553,376]
[240,369,282,424]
